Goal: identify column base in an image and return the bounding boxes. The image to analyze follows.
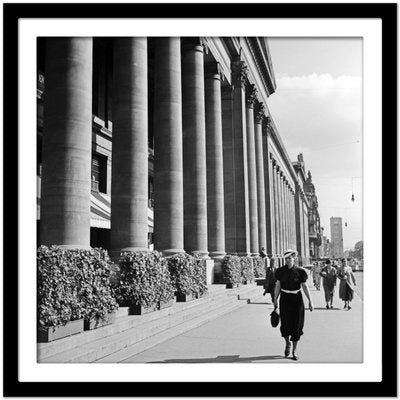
[54,244,92,250]
[209,253,226,284]
[162,248,186,257]
[203,258,215,285]
[191,250,210,259]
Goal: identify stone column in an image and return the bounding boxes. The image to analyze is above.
[273,163,280,258]
[263,124,274,257]
[153,37,184,256]
[231,59,250,255]
[205,62,226,260]
[182,38,208,257]
[278,171,285,254]
[255,103,267,252]
[289,190,292,249]
[40,38,92,248]
[264,148,275,257]
[284,179,289,251]
[246,84,259,256]
[110,38,148,257]
[221,85,236,253]
[290,188,297,249]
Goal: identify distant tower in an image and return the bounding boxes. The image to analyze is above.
[330,217,344,258]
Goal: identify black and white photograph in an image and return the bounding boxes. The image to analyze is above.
[3,2,396,398]
[35,35,363,364]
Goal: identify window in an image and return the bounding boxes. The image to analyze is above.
[91,153,107,193]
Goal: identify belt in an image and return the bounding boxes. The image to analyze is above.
[281,288,301,294]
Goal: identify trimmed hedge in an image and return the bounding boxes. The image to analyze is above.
[114,251,175,308]
[253,256,265,278]
[222,255,242,287]
[37,246,118,329]
[167,253,207,297]
[77,248,118,321]
[240,256,255,283]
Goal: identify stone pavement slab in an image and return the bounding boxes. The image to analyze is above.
[113,274,363,364]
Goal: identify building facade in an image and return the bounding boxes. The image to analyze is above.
[292,154,310,266]
[303,171,322,260]
[37,36,313,279]
[330,217,344,258]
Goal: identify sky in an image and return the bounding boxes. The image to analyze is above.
[266,38,363,251]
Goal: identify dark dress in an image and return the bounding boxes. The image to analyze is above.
[320,266,337,303]
[263,267,277,300]
[275,265,308,342]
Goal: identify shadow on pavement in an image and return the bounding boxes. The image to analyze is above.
[148,354,286,363]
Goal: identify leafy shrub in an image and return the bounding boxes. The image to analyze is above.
[253,256,265,278]
[240,256,255,283]
[38,246,83,329]
[76,248,118,321]
[221,255,242,286]
[115,251,175,308]
[167,253,208,297]
[37,246,118,329]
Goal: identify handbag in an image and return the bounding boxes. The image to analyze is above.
[270,308,280,328]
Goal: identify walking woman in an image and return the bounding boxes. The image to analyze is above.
[273,249,314,361]
[319,259,337,309]
[263,257,277,304]
[311,262,322,290]
[338,258,357,310]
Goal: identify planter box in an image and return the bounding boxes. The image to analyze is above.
[226,282,240,289]
[84,311,116,331]
[158,299,174,310]
[176,292,198,302]
[129,303,158,315]
[37,318,84,343]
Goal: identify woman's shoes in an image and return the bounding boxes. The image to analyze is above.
[326,305,329,309]
[348,305,352,310]
[284,342,291,358]
[330,304,333,309]
[292,353,299,361]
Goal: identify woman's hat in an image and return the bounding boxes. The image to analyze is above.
[325,259,331,264]
[283,249,297,259]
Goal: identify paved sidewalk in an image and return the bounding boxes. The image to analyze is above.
[112,276,363,364]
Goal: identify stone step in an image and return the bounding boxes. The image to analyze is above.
[38,284,264,363]
[40,289,243,363]
[37,285,229,360]
[96,299,250,363]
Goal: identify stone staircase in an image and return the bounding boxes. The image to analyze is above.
[37,283,264,363]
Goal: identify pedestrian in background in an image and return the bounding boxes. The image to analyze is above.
[273,249,314,361]
[259,247,267,260]
[338,258,357,310]
[263,257,277,304]
[311,262,322,290]
[319,259,337,309]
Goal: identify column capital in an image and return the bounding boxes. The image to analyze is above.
[205,62,223,80]
[232,60,248,88]
[255,102,265,124]
[262,116,271,136]
[246,84,258,108]
[181,37,206,53]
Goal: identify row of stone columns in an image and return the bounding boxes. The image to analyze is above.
[40,36,296,261]
[268,158,297,261]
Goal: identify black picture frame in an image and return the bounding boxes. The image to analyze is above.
[3,2,396,397]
